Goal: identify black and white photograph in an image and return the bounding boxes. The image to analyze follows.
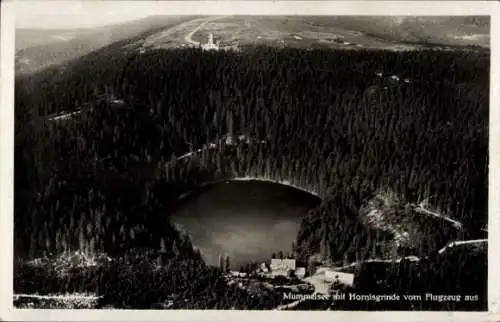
[2,0,496,318]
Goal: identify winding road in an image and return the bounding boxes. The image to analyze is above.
[331,238,487,272]
[184,15,229,47]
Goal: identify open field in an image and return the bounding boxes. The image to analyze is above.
[136,16,489,52]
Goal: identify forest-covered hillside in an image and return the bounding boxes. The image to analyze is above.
[15,16,197,74]
[14,44,489,309]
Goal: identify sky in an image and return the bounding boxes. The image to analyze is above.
[10,0,494,29]
[13,1,157,29]
[16,13,153,29]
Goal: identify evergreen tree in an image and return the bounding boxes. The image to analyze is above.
[160,238,166,253]
[225,256,231,273]
[218,253,224,272]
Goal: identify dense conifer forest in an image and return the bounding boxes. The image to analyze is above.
[14,41,489,309]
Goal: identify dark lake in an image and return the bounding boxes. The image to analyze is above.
[171,180,321,269]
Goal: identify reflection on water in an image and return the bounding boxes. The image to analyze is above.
[171,180,320,269]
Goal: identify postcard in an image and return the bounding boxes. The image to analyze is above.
[0,1,498,321]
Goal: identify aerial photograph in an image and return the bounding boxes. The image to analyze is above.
[13,14,489,311]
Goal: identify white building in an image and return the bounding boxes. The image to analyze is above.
[201,33,219,51]
[270,258,296,276]
[271,258,296,271]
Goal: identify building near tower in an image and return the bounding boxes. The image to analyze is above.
[201,33,219,51]
[270,258,296,276]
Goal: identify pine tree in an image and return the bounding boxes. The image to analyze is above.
[173,239,179,257]
[160,238,166,253]
[218,253,224,272]
[90,236,96,254]
[225,256,231,273]
[79,228,85,252]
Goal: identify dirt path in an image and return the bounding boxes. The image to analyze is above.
[437,238,487,254]
[304,275,330,295]
[184,15,229,46]
[414,205,463,229]
[274,274,332,310]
